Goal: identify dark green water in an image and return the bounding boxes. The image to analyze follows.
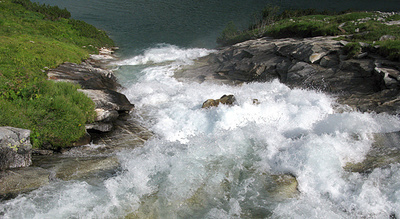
[34,0,400,56]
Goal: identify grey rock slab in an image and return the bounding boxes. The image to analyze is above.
[0,127,32,170]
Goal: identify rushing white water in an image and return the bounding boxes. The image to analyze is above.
[2,45,400,218]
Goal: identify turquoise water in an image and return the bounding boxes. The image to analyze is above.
[34,0,400,56]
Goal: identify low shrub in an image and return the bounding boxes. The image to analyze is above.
[343,42,362,58]
[378,40,400,61]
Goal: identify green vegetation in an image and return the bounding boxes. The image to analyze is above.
[217,6,400,61]
[0,0,115,149]
[12,0,71,21]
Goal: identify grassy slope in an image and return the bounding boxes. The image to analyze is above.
[218,10,400,61]
[0,0,114,149]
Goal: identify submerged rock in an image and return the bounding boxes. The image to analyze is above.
[270,174,299,200]
[345,132,400,173]
[0,167,50,199]
[0,127,32,170]
[0,155,120,200]
[127,172,298,218]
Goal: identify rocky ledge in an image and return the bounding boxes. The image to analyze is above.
[0,127,32,170]
[178,35,400,114]
[48,48,134,133]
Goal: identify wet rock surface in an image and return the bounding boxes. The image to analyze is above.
[127,172,298,218]
[176,36,400,174]
[345,132,400,173]
[202,94,236,108]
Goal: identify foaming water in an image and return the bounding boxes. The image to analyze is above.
[114,44,214,66]
[2,46,400,218]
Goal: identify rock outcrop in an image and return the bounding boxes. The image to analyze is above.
[177,36,400,114]
[176,36,400,173]
[0,127,32,170]
[47,48,134,133]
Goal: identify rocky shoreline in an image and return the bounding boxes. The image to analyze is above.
[177,35,400,114]
[0,48,152,199]
[2,34,400,199]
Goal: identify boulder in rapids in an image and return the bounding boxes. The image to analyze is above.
[202,94,236,108]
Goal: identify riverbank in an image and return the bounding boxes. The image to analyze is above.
[0,0,151,199]
[0,0,114,150]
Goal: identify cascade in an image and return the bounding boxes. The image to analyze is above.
[2,45,400,218]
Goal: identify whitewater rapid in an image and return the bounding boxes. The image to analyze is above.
[1,45,400,218]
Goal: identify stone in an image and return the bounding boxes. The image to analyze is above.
[0,167,50,198]
[379,35,396,41]
[177,35,400,114]
[79,89,134,112]
[202,95,236,108]
[344,132,400,173]
[286,62,316,82]
[0,155,122,199]
[202,99,220,108]
[375,67,400,89]
[71,131,91,147]
[319,55,339,68]
[48,60,136,133]
[48,62,119,90]
[85,122,114,132]
[219,94,236,105]
[0,127,32,170]
[79,89,134,132]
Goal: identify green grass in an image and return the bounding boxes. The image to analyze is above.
[0,0,114,149]
[217,8,400,61]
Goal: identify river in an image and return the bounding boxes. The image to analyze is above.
[1,0,400,218]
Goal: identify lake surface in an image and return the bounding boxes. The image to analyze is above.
[31,0,400,56]
[1,0,400,218]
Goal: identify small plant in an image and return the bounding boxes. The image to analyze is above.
[343,42,362,58]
